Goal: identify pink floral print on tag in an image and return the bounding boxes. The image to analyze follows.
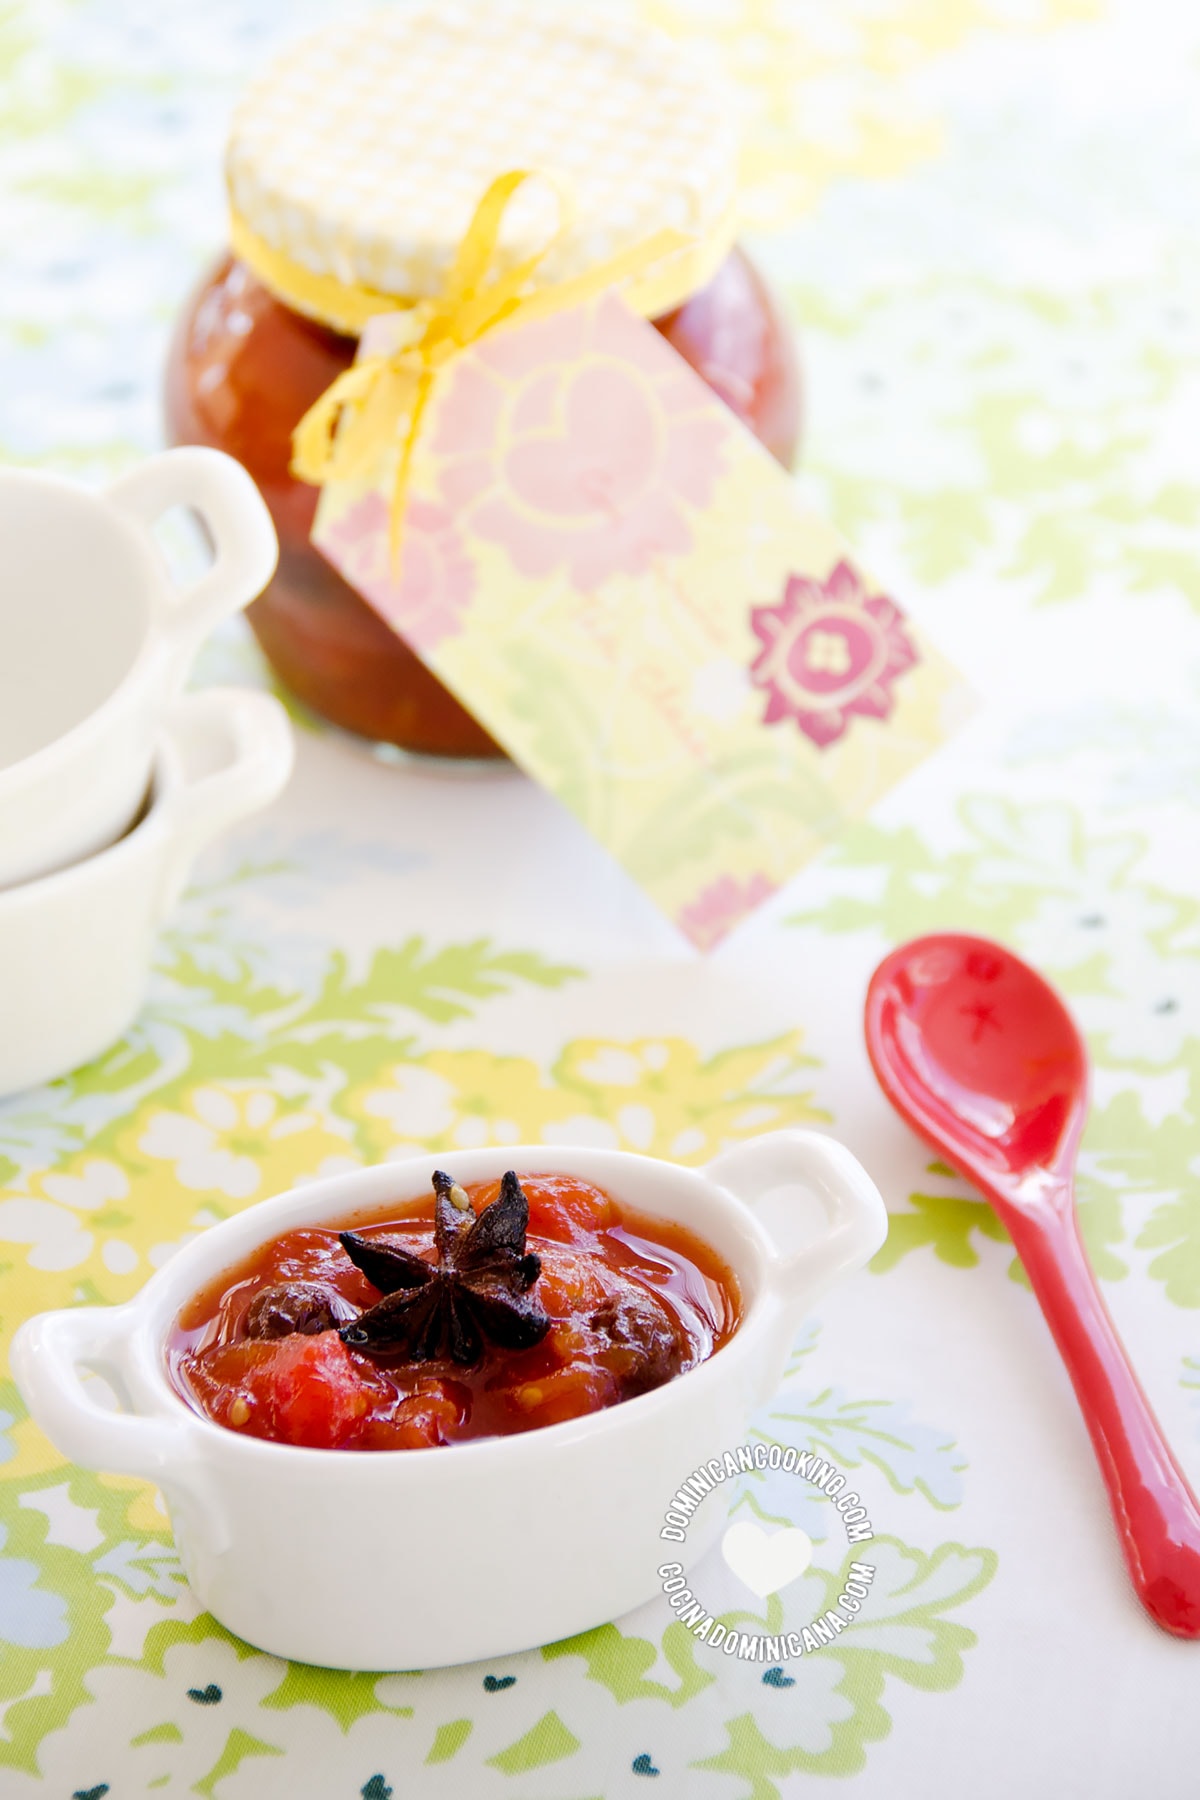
[749,560,920,749]
[322,492,476,654]
[430,294,727,588]
[678,872,779,950]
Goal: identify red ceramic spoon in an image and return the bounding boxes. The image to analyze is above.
[865,931,1200,1638]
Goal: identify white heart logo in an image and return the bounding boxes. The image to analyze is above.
[721,1521,813,1599]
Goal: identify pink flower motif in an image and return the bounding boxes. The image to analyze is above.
[429,292,727,588]
[321,492,476,655]
[748,560,920,749]
[678,872,779,951]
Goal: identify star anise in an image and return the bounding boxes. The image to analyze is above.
[337,1169,551,1366]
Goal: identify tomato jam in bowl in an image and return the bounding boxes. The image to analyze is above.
[13,1137,885,1670]
[170,1172,739,1452]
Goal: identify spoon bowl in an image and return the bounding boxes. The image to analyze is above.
[868,935,1088,1195]
[866,932,1200,1640]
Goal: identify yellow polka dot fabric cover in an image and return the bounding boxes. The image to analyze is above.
[226,1,739,330]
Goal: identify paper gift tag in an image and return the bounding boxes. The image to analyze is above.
[313,293,970,949]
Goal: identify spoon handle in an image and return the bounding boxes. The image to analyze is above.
[1007,1198,1200,1638]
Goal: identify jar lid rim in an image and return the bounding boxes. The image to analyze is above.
[225,1,739,332]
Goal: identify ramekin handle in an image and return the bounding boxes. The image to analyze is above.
[106,446,277,663]
[157,687,294,911]
[10,1305,202,1487]
[705,1129,888,1309]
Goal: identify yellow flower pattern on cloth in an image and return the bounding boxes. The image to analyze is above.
[0,1093,357,1369]
[644,0,1100,227]
[133,1084,360,1200]
[0,1159,131,1273]
[347,1032,825,1164]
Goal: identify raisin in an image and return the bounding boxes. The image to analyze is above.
[244,1281,356,1340]
[590,1285,685,1397]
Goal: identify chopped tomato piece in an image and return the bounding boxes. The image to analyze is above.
[196,1331,373,1449]
[525,1175,617,1244]
[263,1331,372,1448]
[503,1361,617,1429]
[533,1244,612,1315]
[468,1173,615,1246]
[360,1378,471,1450]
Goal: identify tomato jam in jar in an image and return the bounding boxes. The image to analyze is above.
[165,4,801,759]
[168,1171,740,1450]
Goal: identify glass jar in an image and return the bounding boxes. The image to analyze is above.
[166,247,800,758]
[166,5,802,760]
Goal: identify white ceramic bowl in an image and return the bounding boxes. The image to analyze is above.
[12,1131,886,1670]
[0,686,293,1097]
[0,448,277,887]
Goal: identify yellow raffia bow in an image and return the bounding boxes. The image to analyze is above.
[280,169,694,566]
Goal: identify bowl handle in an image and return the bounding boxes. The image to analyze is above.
[106,446,278,666]
[157,688,294,911]
[10,1305,208,1495]
[705,1129,888,1310]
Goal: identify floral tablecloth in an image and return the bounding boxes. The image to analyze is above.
[3,1,1199,1794]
